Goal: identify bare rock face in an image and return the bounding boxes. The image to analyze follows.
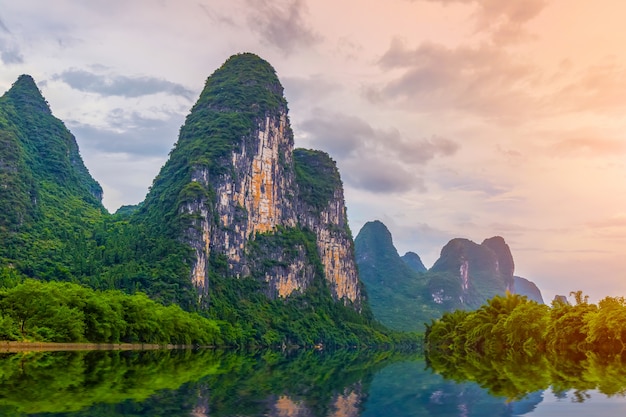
[147,53,362,308]
[481,236,515,292]
[429,237,512,308]
[295,149,361,306]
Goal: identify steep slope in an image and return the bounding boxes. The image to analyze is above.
[401,251,427,273]
[0,56,400,347]
[0,75,105,281]
[429,238,508,309]
[428,237,542,309]
[514,276,544,304]
[481,236,515,291]
[354,220,439,331]
[132,53,361,309]
[356,221,545,329]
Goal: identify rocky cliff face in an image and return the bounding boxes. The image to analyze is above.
[429,236,543,308]
[142,53,361,308]
[268,387,362,417]
[482,236,515,292]
[295,149,361,305]
[430,238,506,306]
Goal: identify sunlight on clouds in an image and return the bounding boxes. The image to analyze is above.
[3,0,626,300]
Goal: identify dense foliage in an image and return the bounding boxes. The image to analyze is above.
[0,279,225,345]
[0,58,420,349]
[0,75,107,284]
[206,226,419,348]
[425,291,626,356]
[293,148,343,212]
[354,221,443,332]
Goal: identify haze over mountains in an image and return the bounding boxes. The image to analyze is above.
[355,220,543,332]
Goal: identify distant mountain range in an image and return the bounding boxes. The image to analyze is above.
[355,220,543,332]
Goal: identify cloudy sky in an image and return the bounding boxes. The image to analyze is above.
[2,0,626,303]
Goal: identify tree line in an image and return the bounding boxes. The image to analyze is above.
[425,290,626,356]
[0,279,226,345]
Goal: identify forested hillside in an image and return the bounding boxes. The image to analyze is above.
[0,54,417,347]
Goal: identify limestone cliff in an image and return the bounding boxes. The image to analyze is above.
[429,236,542,308]
[294,149,361,306]
[481,236,515,292]
[141,53,361,308]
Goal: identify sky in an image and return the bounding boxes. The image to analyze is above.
[2,0,626,303]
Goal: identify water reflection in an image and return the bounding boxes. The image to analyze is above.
[0,349,401,417]
[426,348,626,402]
[2,348,626,416]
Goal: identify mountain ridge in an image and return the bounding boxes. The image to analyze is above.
[355,220,544,331]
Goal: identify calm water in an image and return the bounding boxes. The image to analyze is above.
[0,349,625,416]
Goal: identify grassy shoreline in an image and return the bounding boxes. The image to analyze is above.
[0,341,200,352]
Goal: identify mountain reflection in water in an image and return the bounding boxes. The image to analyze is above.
[1,348,626,416]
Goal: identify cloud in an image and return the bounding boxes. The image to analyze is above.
[587,214,626,229]
[342,157,426,193]
[0,16,23,65]
[548,137,626,158]
[299,109,458,193]
[368,38,538,123]
[52,68,194,99]
[301,109,458,161]
[245,0,320,54]
[282,75,340,105]
[300,112,374,157]
[68,109,184,157]
[549,60,626,114]
[197,3,236,26]
[415,0,546,24]
[0,39,23,64]
[0,17,10,33]
[473,0,547,26]
[414,0,547,44]
[434,167,510,197]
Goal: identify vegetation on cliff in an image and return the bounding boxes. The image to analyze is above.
[293,148,343,213]
[354,220,442,332]
[0,55,419,348]
[356,220,545,332]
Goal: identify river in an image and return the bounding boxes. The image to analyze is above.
[0,349,624,416]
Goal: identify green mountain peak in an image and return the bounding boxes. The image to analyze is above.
[195,52,286,115]
[2,74,51,115]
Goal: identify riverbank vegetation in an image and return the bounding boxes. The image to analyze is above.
[0,277,420,348]
[425,291,626,356]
